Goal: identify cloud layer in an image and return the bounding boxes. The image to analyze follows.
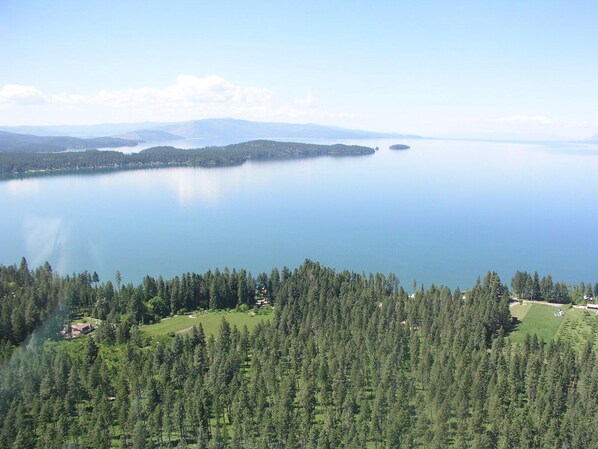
[65,75,275,107]
[0,75,353,125]
[0,84,47,105]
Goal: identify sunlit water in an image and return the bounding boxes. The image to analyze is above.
[2,138,597,289]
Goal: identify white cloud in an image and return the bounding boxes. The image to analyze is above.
[0,75,358,126]
[52,93,89,104]
[167,74,272,104]
[494,115,554,124]
[0,84,47,105]
[436,113,598,140]
[452,115,555,125]
[58,75,275,108]
[294,93,317,107]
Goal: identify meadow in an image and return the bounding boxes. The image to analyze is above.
[141,309,272,337]
[509,302,597,348]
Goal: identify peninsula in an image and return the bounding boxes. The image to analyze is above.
[0,130,137,153]
[0,140,375,178]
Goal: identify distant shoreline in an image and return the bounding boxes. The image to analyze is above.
[0,139,375,180]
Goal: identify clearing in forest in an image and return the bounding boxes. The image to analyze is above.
[141,309,272,337]
[509,302,532,321]
[509,303,565,343]
[556,308,598,351]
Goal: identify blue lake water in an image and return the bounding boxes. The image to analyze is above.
[1,138,597,289]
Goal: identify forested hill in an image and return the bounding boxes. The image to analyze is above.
[0,259,596,448]
[0,140,375,177]
[0,130,137,153]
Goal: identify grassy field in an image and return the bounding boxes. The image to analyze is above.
[141,309,272,337]
[509,302,532,321]
[509,303,566,343]
[556,308,598,351]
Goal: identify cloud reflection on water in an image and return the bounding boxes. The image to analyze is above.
[6,178,40,197]
[23,217,71,272]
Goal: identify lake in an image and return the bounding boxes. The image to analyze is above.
[1,138,597,289]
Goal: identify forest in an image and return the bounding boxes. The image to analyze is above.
[0,259,596,448]
[0,140,374,177]
[0,131,137,153]
[510,270,597,303]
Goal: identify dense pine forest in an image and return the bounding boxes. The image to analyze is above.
[0,259,596,448]
[0,140,374,177]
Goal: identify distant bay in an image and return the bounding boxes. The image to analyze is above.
[1,138,597,289]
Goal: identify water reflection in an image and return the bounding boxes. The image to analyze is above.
[6,178,40,197]
[23,216,71,272]
[173,167,245,207]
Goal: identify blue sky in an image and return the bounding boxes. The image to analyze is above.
[0,0,597,139]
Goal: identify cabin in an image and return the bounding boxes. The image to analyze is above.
[255,298,269,307]
[61,322,94,339]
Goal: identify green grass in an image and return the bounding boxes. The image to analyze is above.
[70,316,101,326]
[509,303,565,343]
[556,308,598,351]
[142,309,272,337]
[510,302,532,321]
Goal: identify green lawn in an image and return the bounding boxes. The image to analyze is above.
[142,309,272,337]
[556,308,598,351]
[70,316,101,326]
[510,302,532,321]
[509,303,565,343]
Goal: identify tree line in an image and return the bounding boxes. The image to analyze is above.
[0,130,136,153]
[511,270,597,303]
[0,260,596,448]
[0,140,374,177]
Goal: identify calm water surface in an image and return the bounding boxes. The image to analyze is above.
[1,139,597,288]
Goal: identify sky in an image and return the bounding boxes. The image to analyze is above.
[0,0,597,139]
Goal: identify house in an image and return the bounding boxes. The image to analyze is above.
[61,322,95,339]
[255,298,269,307]
[72,323,93,334]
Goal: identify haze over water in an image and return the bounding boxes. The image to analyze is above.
[2,138,597,289]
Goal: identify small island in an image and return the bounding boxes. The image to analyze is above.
[0,140,375,178]
[389,144,410,150]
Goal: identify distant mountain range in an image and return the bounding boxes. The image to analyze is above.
[150,118,418,140]
[113,129,183,143]
[1,118,595,153]
[0,118,419,144]
[0,131,137,153]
